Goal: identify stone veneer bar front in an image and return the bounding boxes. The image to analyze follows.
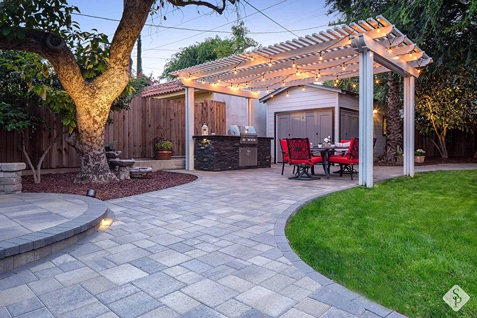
[193,135,273,171]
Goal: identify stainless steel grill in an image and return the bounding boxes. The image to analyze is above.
[239,126,258,166]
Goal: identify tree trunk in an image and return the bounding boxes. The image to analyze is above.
[385,74,403,162]
[21,130,64,184]
[69,128,117,183]
[430,133,449,159]
[68,97,119,183]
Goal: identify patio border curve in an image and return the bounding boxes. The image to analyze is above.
[274,189,403,318]
[0,193,110,274]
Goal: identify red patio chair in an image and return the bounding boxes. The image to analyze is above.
[286,138,322,180]
[279,139,291,175]
[328,137,359,180]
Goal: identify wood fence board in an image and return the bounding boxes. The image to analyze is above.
[0,96,226,167]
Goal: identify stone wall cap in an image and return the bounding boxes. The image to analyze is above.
[0,163,26,171]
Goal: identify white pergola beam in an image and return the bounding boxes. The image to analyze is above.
[352,33,420,77]
[358,50,374,187]
[185,87,195,170]
[403,76,415,176]
[173,26,394,80]
[179,79,259,98]
[218,47,358,83]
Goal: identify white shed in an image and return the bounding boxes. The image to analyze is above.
[260,83,385,162]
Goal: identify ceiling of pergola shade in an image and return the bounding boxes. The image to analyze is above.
[171,15,432,97]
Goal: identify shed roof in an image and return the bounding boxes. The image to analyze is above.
[259,83,345,103]
[141,80,184,97]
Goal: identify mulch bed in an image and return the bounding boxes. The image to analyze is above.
[22,171,197,201]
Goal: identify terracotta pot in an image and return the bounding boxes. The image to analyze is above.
[156,150,172,160]
[414,156,425,163]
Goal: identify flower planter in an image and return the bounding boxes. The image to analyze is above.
[156,150,172,160]
[414,156,425,163]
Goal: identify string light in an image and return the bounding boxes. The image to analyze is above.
[334,75,339,87]
[342,64,346,71]
[271,94,274,98]
[388,47,392,54]
[302,86,305,91]
[348,36,352,45]
[250,55,254,61]
[233,67,237,75]
[266,87,269,93]
[268,59,272,67]
[296,68,301,76]
[352,83,357,89]
[375,78,380,84]
[201,80,205,84]
[245,83,249,88]
[281,80,285,87]
[261,74,265,81]
[217,77,221,83]
[319,52,323,61]
[292,59,296,68]
[286,91,289,97]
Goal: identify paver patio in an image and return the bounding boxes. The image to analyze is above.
[0,163,475,317]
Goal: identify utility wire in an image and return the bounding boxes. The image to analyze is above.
[72,11,324,35]
[241,0,300,38]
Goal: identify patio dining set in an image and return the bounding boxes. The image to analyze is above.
[280,137,359,181]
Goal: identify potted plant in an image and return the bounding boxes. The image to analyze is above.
[414,149,426,163]
[155,140,173,160]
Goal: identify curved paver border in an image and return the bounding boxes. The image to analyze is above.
[0,193,109,273]
[274,183,402,317]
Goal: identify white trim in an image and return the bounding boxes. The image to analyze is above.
[180,79,258,98]
[358,50,374,187]
[185,87,195,170]
[403,76,415,176]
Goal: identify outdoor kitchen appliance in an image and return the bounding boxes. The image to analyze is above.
[239,126,258,167]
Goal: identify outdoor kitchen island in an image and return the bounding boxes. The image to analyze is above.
[193,135,273,171]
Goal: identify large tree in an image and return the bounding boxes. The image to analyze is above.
[0,0,236,183]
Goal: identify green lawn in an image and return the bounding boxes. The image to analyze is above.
[286,170,477,317]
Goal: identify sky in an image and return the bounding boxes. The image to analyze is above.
[68,0,339,79]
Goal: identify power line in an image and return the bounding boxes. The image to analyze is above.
[73,11,325,35]
[143,0,287,51]
[241,0,299,38]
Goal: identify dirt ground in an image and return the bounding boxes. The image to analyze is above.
[22,171,197,201]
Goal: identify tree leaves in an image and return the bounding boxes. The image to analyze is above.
[161,21,258,79]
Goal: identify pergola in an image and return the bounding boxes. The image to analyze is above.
[171,15,432,187]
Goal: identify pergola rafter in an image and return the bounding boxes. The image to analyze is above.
[170,15,432,187]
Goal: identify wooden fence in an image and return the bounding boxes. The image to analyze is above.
[105,97,226,158]
[0,97,226,169]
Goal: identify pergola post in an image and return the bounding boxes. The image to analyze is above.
[358,50,374,187]
[185,87,195,170]
[247,98,254,126]
[403,76,415,176]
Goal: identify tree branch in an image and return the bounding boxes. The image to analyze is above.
[0,29,87,101]
[94,0,155,98]
[168,0,236,14]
